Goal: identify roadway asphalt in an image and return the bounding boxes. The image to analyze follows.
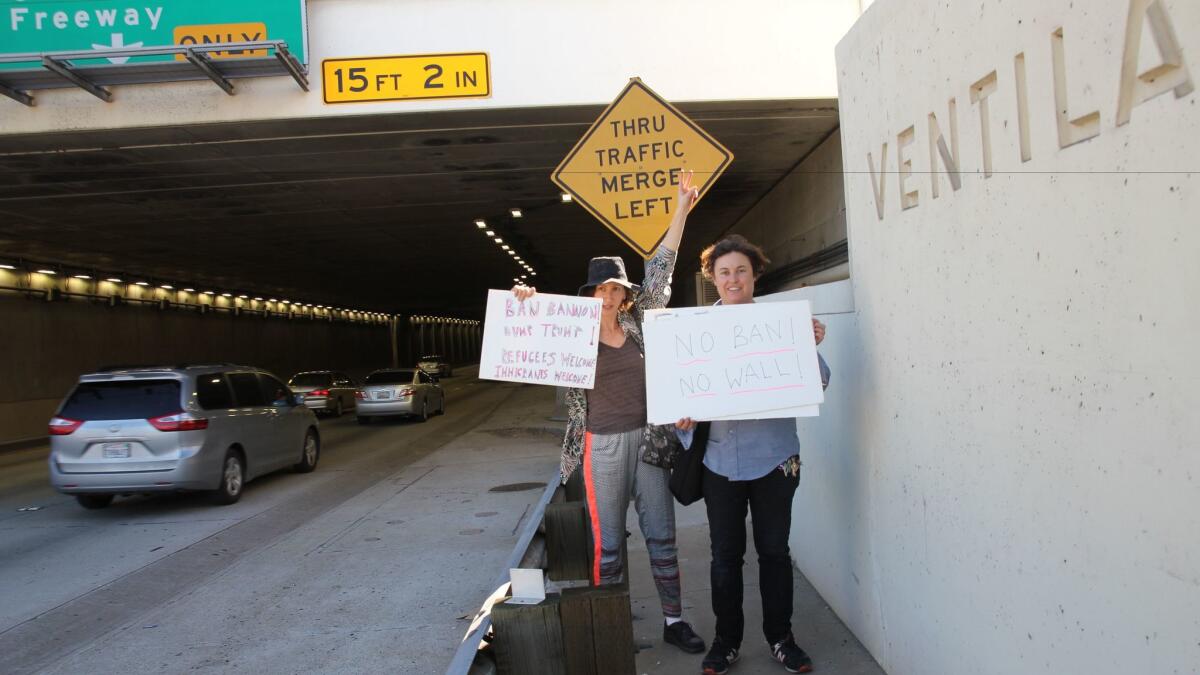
[1,367,885,674]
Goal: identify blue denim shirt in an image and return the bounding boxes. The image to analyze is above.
[676,352,830,480]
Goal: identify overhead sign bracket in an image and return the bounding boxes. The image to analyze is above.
[184,49,234,96]
[41,55,113,103]
[0,41,308,107]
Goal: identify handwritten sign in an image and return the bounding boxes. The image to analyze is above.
[479,290,602,389]
[551,78,733,259]
[642,300,824,424]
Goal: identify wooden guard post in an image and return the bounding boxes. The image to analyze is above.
[491,471,635,674]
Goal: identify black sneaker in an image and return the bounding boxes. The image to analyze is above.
[664,620,706,653]
[701,638,740,675]
[770,634,813,673]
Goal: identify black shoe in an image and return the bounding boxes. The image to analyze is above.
[664,620,706,653]
[701,638,740,675]
[770,634,813,673]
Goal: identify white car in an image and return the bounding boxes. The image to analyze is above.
[355,368,445,424]
[416,355,452,378]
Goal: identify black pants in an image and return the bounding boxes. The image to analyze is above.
[703,463,800,648]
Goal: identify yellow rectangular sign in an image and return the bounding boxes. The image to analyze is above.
[173,23,268,61]
[322,53,490,104]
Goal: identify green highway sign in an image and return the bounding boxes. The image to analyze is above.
[0,0,308,69]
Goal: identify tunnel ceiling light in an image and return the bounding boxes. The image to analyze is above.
[106,277,122,283]
[37,269,57,275]
[485,230,495,236]
[475,220,486,228]
[255,297,264,301]
[162,284,174,290]
[184,288,196,292]
[74,274,92,280]
[507,250,516,256]
[493,237,503,244]
[501,245,510,250]
[561,193,573,203]
[203,291,214,296]
[510,208,522,218]
[221,292,232,298]
[0,263,15,270]
[135,281,149,286]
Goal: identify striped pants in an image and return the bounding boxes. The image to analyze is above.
[583,428,682,618]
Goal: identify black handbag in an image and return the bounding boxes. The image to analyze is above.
[669,422,711,505]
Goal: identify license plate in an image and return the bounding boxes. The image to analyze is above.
[102,443,131,459]
[375,391,392,400]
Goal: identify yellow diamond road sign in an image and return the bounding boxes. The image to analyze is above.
[552,79,733,259]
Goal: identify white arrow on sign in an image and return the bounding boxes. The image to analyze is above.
[90,33,144,64]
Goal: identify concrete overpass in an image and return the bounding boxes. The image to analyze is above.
[1,0,858,442]
[3,1,1196,674]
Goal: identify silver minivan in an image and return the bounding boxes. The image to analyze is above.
[48,365,320,509]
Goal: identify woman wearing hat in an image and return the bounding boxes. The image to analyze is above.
[510,171,705,654]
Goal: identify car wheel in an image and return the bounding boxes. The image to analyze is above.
[212,449,245,505]
[76,494,114,510]
[357,415,371,425]
[334,399,344,418]
[294,429,319,473]
[419,399,429,423]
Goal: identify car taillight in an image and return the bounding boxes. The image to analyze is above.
[148,411,209,432]
[49,416,83,435]
[309,389,329,397]
[398,388,414,397]
[355,390,367,400]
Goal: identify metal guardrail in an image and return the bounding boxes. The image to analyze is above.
[445,472,561,675]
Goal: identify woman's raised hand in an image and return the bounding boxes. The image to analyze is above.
[511,284,537,301]
[675,169,699,214]
[675,417,696,432]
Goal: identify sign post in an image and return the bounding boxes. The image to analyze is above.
[552,78,733,259]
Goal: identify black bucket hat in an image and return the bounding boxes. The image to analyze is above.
[577,256,641,297]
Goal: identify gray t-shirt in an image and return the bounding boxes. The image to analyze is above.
[585,339,647,434]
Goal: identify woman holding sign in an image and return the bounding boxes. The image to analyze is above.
[676,235,830,675]
[510,171,705,655]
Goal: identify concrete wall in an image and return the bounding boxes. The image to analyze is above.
[1,0,862,134]
[677,125,849,304]
[794,0,1199,673]
[0,294,392,444]
[722,130,847,280]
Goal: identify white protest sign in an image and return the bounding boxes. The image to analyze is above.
[642,300,824,424]
[479,289,602,389]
